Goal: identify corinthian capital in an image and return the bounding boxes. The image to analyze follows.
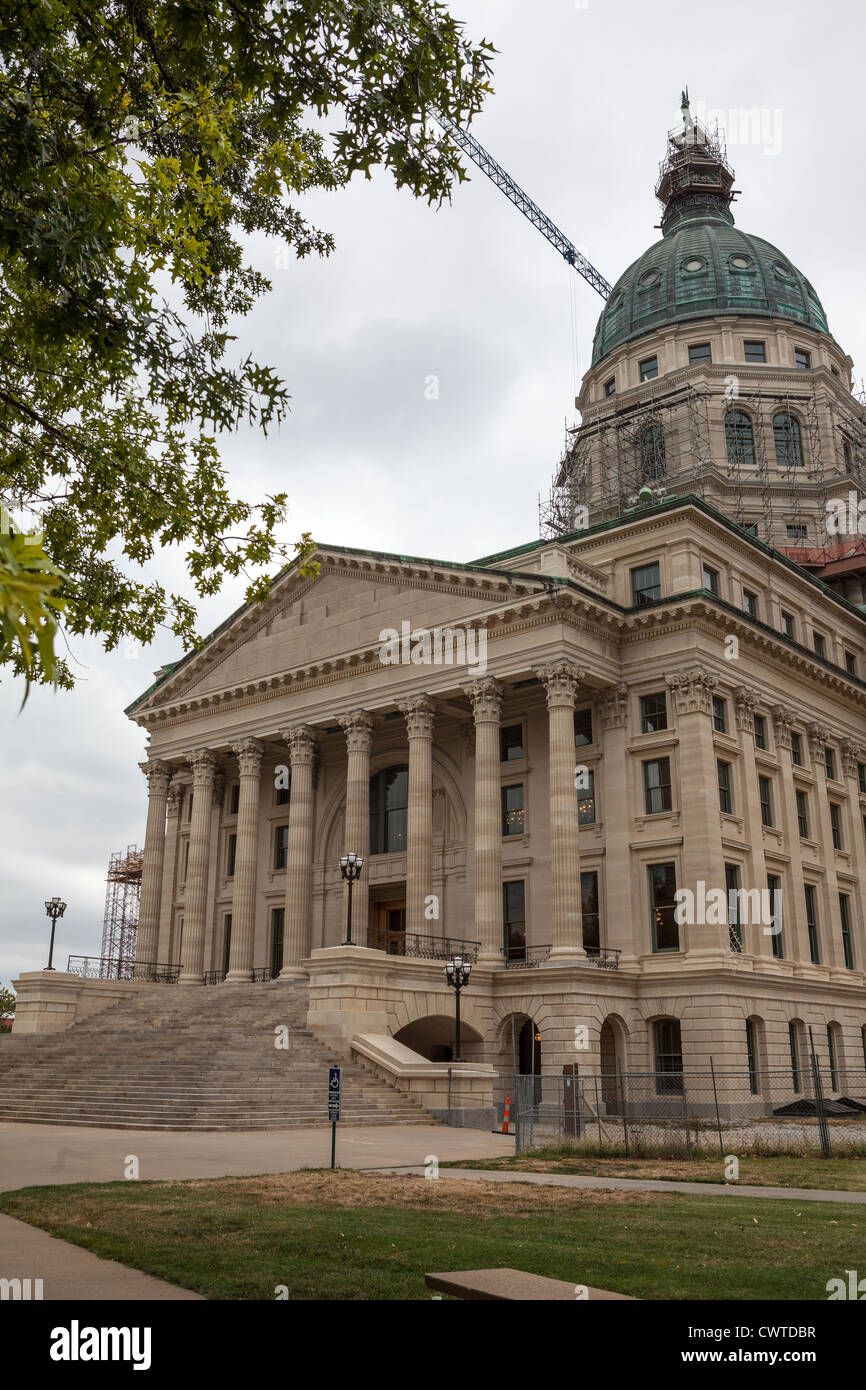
[232,736,264,778]
[807,722,830,761]
[466,676,503,723]
[734,686,759,732]
[282,724,318,767]
[139,759,171,796]
[188,747,218,785]
[537,659,585,709]
[400,694,435,739]
[666,667,716,716]
[338,709,374,754]
[598,683,628,730]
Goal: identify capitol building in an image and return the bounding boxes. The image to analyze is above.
[10,99,866,1127]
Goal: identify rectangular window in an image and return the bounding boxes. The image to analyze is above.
[702,564,719,595]
[859,764,866,795]
[503,881,526,963]
[273,824,288,870]
[845,651,857,677]
[827,1026,838,1092]
[830,802,842,850]
[222,913,233,977]
[639,355,659,381]
[271,907,285,978]
[649,863,679,952]
[712,696,727,733]
[573,708,593,747]
[183,839,190,879]
[805,885,820,964]
[275,781,291,806]
[840,893,854,969]
[813,631,826,659]
[581,871,600,953]
[742,522,758,537]
[717,760,732,815]
[796,790,809,838]
[794,347,811,369]
[604,376,616,396]
[789,1022,801,1094]
[689,342,712,364]
[653,1018,684,1094]
[825,746,836,780]
[228,783,240,816]
[643,757,672,814]
[791,731,803,766]
[640,692,668,734]
[186,791,193,821]
[631,561,661,606]
[744,340,767,363]
[759,775,773,827]
[500,723,524,761]
[768,874,783,959]
[226,832,237,879]
[781,611,795,640]
[746,1019,759,1095]
[726,863,742,953]
[501,784,525,837]
[754,714,767,750]
[577,769,596,826]
[786,524,807,541]
[742,588,758,618]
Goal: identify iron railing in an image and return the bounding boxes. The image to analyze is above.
[505,945,551,968]
[66,955,180,983]
[585,946,621,969]
[366,929,479,962]
[203,970,226,985]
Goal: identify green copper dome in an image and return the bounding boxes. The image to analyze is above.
[591,96,830,367]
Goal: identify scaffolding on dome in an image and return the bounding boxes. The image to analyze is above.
[99,845,143,972]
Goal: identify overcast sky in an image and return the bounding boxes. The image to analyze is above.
[2,0,865,985]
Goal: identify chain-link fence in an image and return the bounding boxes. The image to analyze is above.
[494,1066,866,1157]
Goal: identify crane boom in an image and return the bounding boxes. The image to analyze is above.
[438,116,612,301]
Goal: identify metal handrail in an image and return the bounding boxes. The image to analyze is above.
[66,955,181,983]
[366,929,479,962]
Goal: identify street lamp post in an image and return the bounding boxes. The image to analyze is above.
[44,897,67,971]
[444,955,471,1062]
[339,852,364,945]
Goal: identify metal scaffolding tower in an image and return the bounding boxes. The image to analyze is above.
[100,846,143,971]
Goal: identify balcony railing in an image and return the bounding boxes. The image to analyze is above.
[506,945,552,968]
[66,955,181,983]
[366,929,479,962]
[585,947,621,969]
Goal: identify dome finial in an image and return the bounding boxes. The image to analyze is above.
[681,87,694,140]
[656,94,737,235]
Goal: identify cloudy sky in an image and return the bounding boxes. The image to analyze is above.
[2,0,865,984]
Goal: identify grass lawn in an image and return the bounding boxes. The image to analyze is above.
[0,1170,861,1301]
[441,1148,866,1191]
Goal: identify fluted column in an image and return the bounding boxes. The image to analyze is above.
[281,725,317,975]
[841,739,866,964]
[158,780,183,963]
[225,737,263,982]
[467,677,504,961]
[772,705,810,967]
[135,760,171,969]
[734,688,772,961]
[667,668,725,958]
[597,684,633,961]
[539,660,585,959]
[401,696,435,937]
[807,723,843,971]
[338,710,373,945]
[179,748,217,984]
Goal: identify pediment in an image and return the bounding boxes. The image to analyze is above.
[130,550,534,716]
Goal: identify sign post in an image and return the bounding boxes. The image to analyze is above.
[328,1066,342,1169]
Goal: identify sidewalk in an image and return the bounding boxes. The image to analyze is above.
[383,1165,866,1204]
[0,1213,203,1300]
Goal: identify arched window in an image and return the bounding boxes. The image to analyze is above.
[725,409,755,468]
[773,412,803,468]
[639,422,666,482]
[369,766,408,855]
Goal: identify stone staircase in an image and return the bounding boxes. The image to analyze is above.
[0,980,435,1131]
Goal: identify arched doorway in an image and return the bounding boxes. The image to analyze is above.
[394,1014,483,1063]
[599,1016,627,1113]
